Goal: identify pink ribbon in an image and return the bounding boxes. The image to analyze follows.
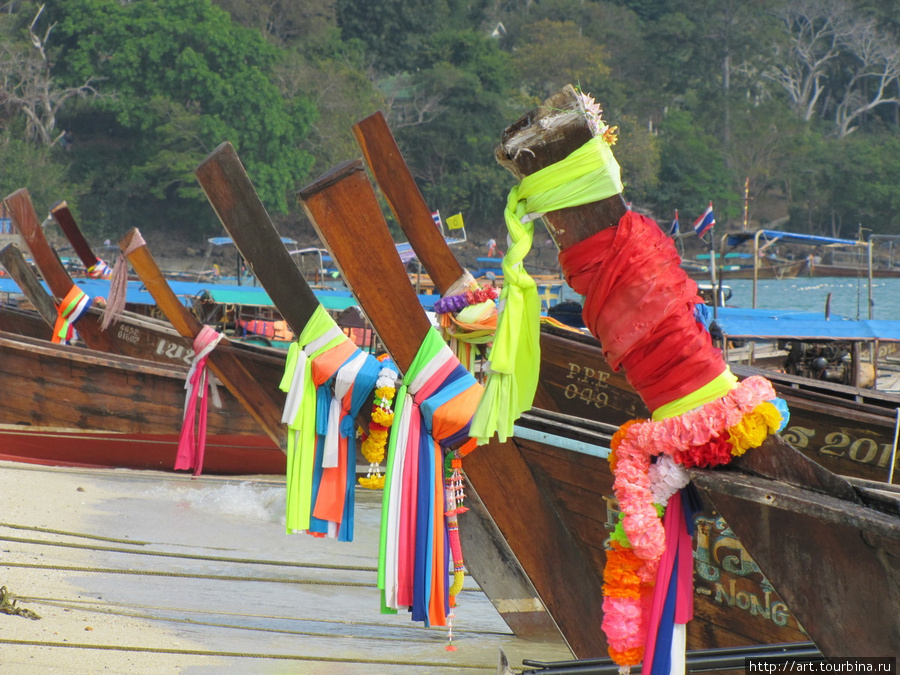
[174,326,223,476]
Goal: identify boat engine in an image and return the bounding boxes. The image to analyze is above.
[781,340,853,385]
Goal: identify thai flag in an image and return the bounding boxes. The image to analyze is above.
[669,210,679,236]
[431,210,442,230]
[693,203,715,238]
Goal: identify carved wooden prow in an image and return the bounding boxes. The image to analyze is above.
[194,143,319,334]
[352,111,465,294]
[0,243,59,325]
[297,159,607,657]
[3,188,116,352]
[49,201,103,271]
[118,228,287,451]
[497,86,858,499]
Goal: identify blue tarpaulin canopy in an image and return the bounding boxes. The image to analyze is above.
[207,236,297,247]
[725,230,865,249]
[713,306,900,341]
[0,277,438,312]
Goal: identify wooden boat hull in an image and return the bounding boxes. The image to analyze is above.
[806,264,900,278]
[0,426,284,474]
[461,429,810,657]
[0,331,284,475]
[538,324,900,483]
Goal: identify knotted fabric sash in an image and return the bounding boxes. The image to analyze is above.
[87,258,112,279]
[102,230,145,330]
[559,210,727,412]
[306,348,381,542]
[52,286,92,344]
[379,328,481,627]
[470,135,624,444]
[279,305,357,534]
[174,325,224,476]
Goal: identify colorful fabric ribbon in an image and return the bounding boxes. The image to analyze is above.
[102,230,145,330]
[174,325,224,476]
[470,135,624,444]
[87,258,112,279]
[306,347,381,541]
[279,305,355,533]
[379,328,481,626]
[559,210,727,412]
[52,286,92,344]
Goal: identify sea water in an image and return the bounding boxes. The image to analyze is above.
[722,276,900,320]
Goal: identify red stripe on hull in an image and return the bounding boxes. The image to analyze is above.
[0,428,286,475]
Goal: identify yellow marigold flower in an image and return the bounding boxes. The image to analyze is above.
[358,475,385,490]
[371,407,394,426]
[755,400,783,433]
[727,409,770,456]
[375,386,395,401]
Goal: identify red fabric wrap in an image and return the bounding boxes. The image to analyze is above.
[558,210,725,412]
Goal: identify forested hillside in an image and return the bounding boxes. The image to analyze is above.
[1,0,898,245]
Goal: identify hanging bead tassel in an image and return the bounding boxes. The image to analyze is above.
[445,457,468,516]
[445,610,457,651]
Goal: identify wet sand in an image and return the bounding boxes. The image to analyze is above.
[0,460,574,674]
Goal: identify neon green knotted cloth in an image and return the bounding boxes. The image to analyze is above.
[469,135,624,443]
[279,305,348,533]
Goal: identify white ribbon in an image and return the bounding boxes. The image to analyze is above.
[383,397,413,610]
[183,326,224,415]
[322,350,368,468]
[280,325,344,427]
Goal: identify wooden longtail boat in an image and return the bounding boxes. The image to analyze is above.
[681,256,808,281]
[0,192,287,474]
[353,110,900,486]
[4,188,198,365]
[486,86,900,659]
[296,97,899,659]
[0,328,283,473]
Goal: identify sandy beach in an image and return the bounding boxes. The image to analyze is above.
[0,460,573,674]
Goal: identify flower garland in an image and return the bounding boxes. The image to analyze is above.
[601,375,789,668]
[358,355,398,490]
[432,284,499,315]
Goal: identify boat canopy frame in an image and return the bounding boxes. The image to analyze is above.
[722,229,871,311]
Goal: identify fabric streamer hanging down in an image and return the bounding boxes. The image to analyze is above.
[174,325,224,476]
[379,328,481,627]
[469,133,624,444]
[279,304,378,538]
[52,286,92,345]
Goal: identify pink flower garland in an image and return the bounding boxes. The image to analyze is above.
[603,375,781,665]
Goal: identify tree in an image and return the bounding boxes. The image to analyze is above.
[766,0,900,137]
[384,28,521,232]
[0,4,103,146]
[41,0,315,237]
[212,0,337,48]
[649,108,738,225]
[510,19,612,102]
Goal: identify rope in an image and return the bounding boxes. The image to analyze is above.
[0,534,376,572]
[1,562,482,593]
[10,595,496,635]
[0,522,153,546]
[13,597,451,643]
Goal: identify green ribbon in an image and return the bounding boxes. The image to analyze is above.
[470,136,624,443]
